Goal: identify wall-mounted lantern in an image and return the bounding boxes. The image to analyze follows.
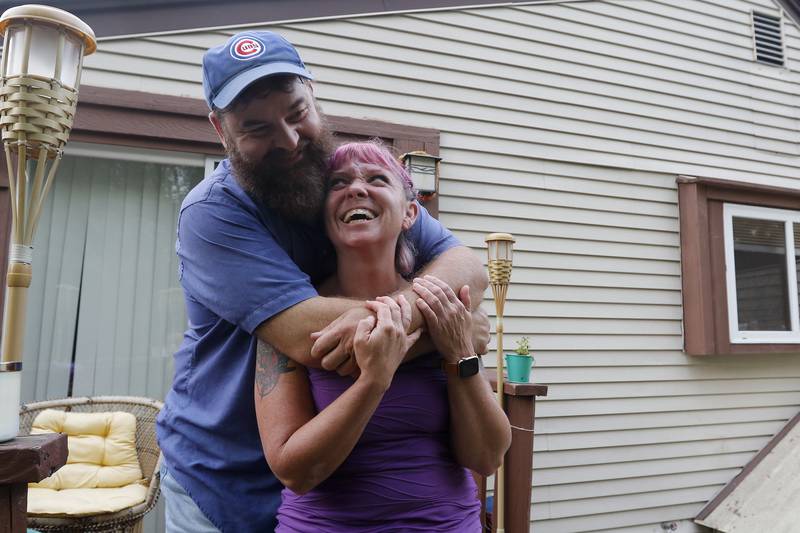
[401,150,441,198]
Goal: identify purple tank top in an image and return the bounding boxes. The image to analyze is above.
[276,353,481,532]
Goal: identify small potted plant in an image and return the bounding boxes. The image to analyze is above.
[505,336,534,383]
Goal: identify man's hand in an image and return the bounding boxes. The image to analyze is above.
[471,306,490,355]
[310,305,372,375]
[412,276,475,363]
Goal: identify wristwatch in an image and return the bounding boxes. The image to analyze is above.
[441,355,481,378]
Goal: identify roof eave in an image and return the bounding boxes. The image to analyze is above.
[776,0,800,26]
[0,0,545,39]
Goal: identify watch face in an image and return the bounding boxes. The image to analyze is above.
[459,356,480,377]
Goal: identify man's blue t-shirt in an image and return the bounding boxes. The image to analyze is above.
[156,160,460,533]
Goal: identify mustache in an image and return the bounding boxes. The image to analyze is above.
[264,144,305,167]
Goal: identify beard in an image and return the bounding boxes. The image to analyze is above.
[226,125,333,225]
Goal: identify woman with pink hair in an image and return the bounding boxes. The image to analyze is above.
[255,140,510,532]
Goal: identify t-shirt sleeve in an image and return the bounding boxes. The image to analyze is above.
[407,202,462,271]
[177,199,318,334]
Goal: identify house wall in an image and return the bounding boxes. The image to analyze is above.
[77,0,800,531]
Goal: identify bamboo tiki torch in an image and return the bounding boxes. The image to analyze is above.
[0,5,95,442]
[486,232,514,533]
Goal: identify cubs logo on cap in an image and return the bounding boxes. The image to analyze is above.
[231,36,264,60]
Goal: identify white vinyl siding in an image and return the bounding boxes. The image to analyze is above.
[76,0,800,531]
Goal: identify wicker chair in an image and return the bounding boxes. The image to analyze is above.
[19,396,163,533]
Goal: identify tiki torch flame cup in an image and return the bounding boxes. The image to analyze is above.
[486,232,514,286]
[0,4,96,155]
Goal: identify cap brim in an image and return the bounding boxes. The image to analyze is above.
[212,62,313,109]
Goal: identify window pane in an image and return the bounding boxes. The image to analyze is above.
[795,224,800,324]
[22,154,203,402]
[732,217,789,331]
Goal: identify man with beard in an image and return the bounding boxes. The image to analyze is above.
[156,31,489,533]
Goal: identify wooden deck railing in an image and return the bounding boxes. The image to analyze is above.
[481,371,548,532]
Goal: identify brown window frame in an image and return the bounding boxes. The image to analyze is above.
[0,85,441,314]
[69,86,440,217]
[678,175,800,355]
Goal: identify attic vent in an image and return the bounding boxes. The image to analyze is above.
[752,11,784,66]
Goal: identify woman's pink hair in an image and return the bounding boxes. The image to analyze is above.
[327,140,415,196]
[326,140,417,277]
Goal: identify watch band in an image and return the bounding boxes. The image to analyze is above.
[441,355,481,378]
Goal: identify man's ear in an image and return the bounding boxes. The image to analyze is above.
[402,201,419,231]
[209,111,227,150]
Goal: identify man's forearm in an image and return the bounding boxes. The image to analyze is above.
[279,246,488,369]
[404,333,435,361]
[255,296,364,367]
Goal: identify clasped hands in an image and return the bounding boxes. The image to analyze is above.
[310,275,490,376]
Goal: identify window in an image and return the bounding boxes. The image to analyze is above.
[678,177,800,355]
[21,144,205,402]
[205,155,224,176]
[724,204,800,343]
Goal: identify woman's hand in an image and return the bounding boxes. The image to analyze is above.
[354,295,421,389]
[414,277,510,475]
[412,275,475,363]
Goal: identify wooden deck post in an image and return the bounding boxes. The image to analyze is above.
[488,372,548,533]
[0,434,67,533]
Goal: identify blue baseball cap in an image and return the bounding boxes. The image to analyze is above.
[202,31,313,110]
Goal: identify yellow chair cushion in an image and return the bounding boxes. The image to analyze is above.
[27,409,146,515]
[28,485,148,516]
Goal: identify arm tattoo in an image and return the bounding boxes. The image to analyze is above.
[255,341,296,398]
